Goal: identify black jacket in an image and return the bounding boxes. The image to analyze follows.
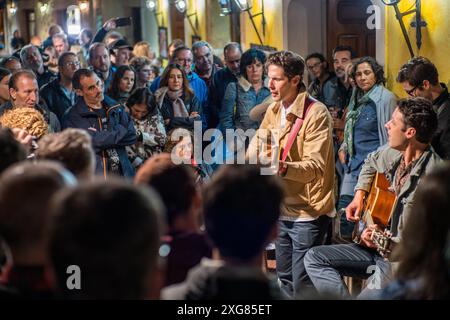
[63,95,136,177]
[157,90,202,131]
[209,68,238,128]
[40,77,77,121]
[36,68,57,89]
[432,83,450,160]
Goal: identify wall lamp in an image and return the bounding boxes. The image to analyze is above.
[218,0,232,16]
[39,1,50,14]
[173,0,200,38]
[174,0,187,13]
[146,0,164,27]
[9,1,17,15]
[235,0,266,45]
[78,0,89,12]
[382,0,427,58]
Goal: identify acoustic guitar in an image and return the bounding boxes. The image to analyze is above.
[352,172,397,258]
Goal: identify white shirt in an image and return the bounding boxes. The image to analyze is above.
[280,102,293,129]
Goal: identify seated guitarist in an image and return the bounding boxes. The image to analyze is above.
[304,97,442,299]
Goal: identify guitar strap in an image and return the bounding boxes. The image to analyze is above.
[281,96,315,161]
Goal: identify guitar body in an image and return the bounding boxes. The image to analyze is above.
[353,173,397,242]
[364,173,396,227]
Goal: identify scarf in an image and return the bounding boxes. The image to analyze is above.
[343,84,377,158]
[167,89,189,117]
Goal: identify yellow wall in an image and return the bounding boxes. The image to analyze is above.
[240,0,284,51]
[385,0,450,97]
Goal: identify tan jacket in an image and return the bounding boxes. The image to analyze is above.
[248,92,335,219]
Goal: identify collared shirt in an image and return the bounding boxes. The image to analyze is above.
[280,103,293,129]
[61,85,76,106]
[394,156,419,196]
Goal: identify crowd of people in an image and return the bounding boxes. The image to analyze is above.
[0,18,449,300]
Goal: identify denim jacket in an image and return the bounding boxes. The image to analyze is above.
[220,76,270,132]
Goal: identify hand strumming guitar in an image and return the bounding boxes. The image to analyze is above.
[278,161,288,177]
[345,189,366,222]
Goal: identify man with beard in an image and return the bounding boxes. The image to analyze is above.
[330,46,355,112]
[20,45,57,88]
[88,42,114,93]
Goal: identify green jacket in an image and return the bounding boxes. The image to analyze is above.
[355,146,442,241]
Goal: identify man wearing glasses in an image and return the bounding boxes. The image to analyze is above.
[397,56,450,159]
[40,52,81,121]
[306,52,336,108]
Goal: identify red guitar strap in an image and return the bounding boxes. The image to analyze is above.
[281,96,315,161]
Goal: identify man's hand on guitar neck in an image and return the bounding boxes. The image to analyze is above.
[360,224,379,249]
[345,190,366,222]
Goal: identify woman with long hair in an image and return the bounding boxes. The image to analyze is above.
[107,65,136,103]
[0,67,12,105]
[337,56,397,240]
[125,87,166,169]
[155,63,202,132]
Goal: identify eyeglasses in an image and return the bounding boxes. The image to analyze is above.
[307,62,322,70]
[65,61,81,68]
[405,85,418,97]
[174,58,192,64]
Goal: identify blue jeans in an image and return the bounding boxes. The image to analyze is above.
[275,215,331,298]
[304,243,393,299]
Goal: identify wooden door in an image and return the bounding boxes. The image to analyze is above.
[327,0,376,60]
[170,4,185,43]
[131,7,142,43]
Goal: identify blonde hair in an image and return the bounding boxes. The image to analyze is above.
[0,107,48,138]
[133,41,154,60]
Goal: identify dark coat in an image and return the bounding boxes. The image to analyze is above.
[156,88,203,131]
[40,77,77,121]
[63,95,136,177]
[432,83,450,160]
[209,67,238,128]
[36,68,57,89]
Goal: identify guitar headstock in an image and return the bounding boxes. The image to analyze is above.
[371,229,393,259]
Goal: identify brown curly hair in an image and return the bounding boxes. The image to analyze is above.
[0,107,48,138]
[36,128,95,179]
